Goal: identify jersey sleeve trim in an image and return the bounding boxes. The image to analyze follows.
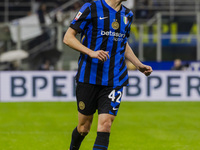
[69,24,83,33]
[126,12,134,38]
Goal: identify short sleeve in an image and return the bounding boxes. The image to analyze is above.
[70,3,91,33]
[126,14,133,38]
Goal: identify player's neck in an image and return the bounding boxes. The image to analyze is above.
[105,0,122,12]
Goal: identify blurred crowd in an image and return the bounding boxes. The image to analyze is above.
[0,0,86,71]
[135,0,156,19]
[0,0,200,71]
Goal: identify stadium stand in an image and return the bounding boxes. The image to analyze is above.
[134,0,200,22]
[0,0,200,70]
[0,0,85,70]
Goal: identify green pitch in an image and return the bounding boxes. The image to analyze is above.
[0,102,200,150]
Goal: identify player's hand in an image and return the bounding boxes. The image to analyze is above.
[138,64,153,76]
[88,50,110,62]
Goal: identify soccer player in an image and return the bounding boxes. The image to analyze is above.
[63,0,152,149]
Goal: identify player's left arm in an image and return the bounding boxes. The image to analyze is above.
[125,42,153,76]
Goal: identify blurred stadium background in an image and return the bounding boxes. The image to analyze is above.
[0,0,200,150]
[0,0,200,71]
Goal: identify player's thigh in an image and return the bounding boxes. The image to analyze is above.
[98,86,124,116]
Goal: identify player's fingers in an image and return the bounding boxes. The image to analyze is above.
[98,53,106,61]
[148,66,153,72]
[99,52,108,61]
[145,66,153,72]
[98,57,104,62]
[147,72,151,76]
[98,54,106,62]
[105,51,110,59]
[97,55,104,61]
[100,50,110,59]
[101,53,108,61]
[102,52,109,59]
[144,71,151,76]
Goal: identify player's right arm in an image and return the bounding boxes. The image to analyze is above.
[63,3,109,62]
[63,27,109,62]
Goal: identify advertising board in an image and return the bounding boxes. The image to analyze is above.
[0,71,199,102]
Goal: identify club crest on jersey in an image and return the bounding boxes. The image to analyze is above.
[112,19,119,30]
[75,11,82,20]
[123,16,128,25]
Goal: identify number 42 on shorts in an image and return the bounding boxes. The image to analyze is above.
[108,90,122,103]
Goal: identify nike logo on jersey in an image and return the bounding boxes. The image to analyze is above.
[99,16,108,20]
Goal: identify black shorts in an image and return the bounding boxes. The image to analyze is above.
[76,82,124,116]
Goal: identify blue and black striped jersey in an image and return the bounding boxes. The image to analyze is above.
[70,0,133,87]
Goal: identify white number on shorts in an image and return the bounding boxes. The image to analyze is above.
[108,90,115,102]
[116,91,122,103]
[108,90,122,103]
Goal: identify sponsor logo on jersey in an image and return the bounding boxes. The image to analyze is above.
[75,12,82,20]
[101,30,125,38]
